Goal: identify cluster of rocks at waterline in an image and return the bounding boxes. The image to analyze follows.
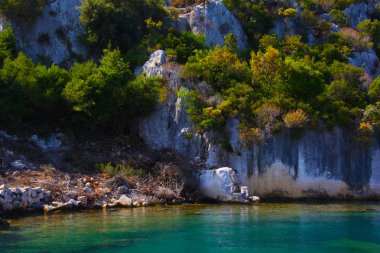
[0,184,51,213]
[197,167,260,203]
[0,175,172,216]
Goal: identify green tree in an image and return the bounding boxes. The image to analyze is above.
[369,76,380,101]
[160,31,205,64]
[0,23,16,64]
[62,49,132,126]
[279,58,325,100]
[0,53,69,125]
[80,0,167,53]
[63,48,163,130]
[224,33,238,52]
[183,46,251,91]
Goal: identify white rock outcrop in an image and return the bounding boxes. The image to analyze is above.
[198,167,246,201]
[345,3,371,28]
[116,194,132,207]
[179,0,247,49]
[349,48,380,77]
[141,50,167,77]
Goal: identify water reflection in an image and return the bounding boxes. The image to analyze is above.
[1,203,379,253]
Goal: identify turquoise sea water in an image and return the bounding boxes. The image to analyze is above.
[1,203,380,253]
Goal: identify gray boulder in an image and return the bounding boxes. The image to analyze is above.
[116,195,132,207]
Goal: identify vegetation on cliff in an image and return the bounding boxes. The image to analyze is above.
[0,0,379,145]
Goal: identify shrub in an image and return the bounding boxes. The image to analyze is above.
[239,126,265,144]
[280,8,298,19]
[330,61,364,87]
[362,103,380,126]
[312,0,335,12]
[0,53,69,126]
[0,23,16,64]
[355,122,375,146]
[96,163,144,177]
[224,33,238,52]
[159,31,206,64]
[183,46,251,91]
[283,109,309,128]
[326,80,365,107]
[63,48,163,129]
[125,75,165,118]
[250,46,280,89]
[178,88,226,133]
[170,0,202,8]
[224,0,273,49]
[369,76,380,101]
[279,58,325,100]
[329,9,349,27]
[357,19,380,45]
[340,27,370,50]
[332,0,354,10]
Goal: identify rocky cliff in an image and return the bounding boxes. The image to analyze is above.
[139,50,380,199]
[2,0,380,200]
[135,0,380,199]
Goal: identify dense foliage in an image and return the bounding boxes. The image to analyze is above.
[0,26,164,132]
[80,0,167,54]
[0,0,48,23]
[179,31,376,142]
[1,0,380,144]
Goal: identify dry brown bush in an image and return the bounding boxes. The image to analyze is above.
[283,109,309,128]
[341,27,370,50]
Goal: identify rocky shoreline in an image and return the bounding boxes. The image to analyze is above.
[0,176,185,220]
[0,168,262,227]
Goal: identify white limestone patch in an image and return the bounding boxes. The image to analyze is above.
[198,167,240,201]
[179,0,247,49]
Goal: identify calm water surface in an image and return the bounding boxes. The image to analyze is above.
[1,203,380,253]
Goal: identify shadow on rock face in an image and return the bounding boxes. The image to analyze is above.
[0,218,10,230]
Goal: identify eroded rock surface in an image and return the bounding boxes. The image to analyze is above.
[12,0,87,65]
[178,0,247,49]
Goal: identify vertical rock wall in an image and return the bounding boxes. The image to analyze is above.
[139,64,380,199]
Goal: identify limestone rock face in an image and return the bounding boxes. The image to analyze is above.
[12,0,87,65]
[349,48,380,77]
[345,3,372,28]
[138,74,380,199]
[179,0,247,49]
[142,50,167,77]
[198,167,240,201]
[138,50,203,159]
